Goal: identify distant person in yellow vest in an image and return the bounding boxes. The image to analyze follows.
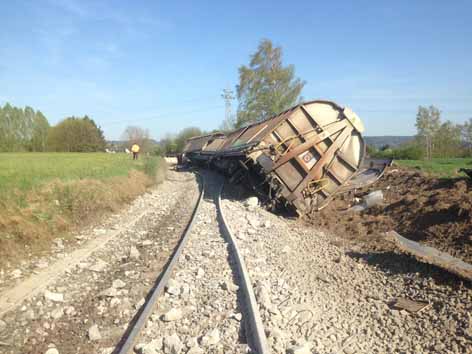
[131,143,140,160]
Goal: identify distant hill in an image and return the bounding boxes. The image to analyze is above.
[364,136,414,148]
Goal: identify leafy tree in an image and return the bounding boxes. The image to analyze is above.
[84,116,106,151]
[174,127,203,152]
[159,134,178,155]
[235,39,305,128]
[415,105,441,160]
[366,144,379,157]
[156,127,204,155]
[30,111,50,151]
[434,121,462,158]
[0,103,50,152]
[48,116,106,152]
[460,118,472,155]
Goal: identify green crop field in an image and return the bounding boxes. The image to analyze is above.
[0,152,148,194]
[395,158,472,178]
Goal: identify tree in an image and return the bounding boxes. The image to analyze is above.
[435,120,462,158]
[159,134,178,155]
[461,118,472,155]
[156,127,204,155]
[0,103,50,152]
[174,127,203,152]
[30,111,50,151]
[235,39,305,128]
[84,116,106,151]
[415,105,441,160]
[48,116,106,152]
[122,126,152,152]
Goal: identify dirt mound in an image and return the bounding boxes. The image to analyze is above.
[307,167,472,263]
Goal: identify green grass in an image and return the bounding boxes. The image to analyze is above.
[0,152,153,195]
[0,153,166,267]
[395,158,472,178]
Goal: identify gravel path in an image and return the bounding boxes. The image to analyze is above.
[134,173,249,354]
[0,170,199,354]
[221,187,472,354]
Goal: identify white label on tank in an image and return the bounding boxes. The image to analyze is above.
[299,150,317,170]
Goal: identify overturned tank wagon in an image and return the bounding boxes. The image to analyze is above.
[182,100,385,214]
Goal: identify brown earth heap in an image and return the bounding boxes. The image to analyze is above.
[307,167,472,263]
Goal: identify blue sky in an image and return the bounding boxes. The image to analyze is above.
[0,0,471,139]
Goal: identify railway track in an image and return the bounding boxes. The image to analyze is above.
[114,171,269,354]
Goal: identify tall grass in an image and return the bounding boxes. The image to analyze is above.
[0,152,166,267]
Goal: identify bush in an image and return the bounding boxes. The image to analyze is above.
[151,146,163,156]
[392,145,424,160]
[142,156,166,183]
[368,144,423,160]
[143,156,158,177]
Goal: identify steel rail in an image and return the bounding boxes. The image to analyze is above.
[216,183,271,354]
[115,174,205,354]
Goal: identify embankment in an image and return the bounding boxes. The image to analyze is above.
[0,154,166,268]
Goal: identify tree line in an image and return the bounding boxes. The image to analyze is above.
[370,105,472,160]
[0,103,106,152]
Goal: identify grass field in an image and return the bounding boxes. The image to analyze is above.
[395,158,472,178]
[0,152,149,194]
[0,152,165,267]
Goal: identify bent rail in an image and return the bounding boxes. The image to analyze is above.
[216,183,270,354]
[115,175,205,354]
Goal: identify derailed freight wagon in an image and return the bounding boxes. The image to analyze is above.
[183,100,383,214]
[180,133,226,164]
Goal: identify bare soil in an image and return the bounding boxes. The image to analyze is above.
[306,167,472,263]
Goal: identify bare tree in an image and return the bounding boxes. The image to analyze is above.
[122,126,151,152]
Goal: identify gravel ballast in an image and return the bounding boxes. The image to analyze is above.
[221,187,472,354]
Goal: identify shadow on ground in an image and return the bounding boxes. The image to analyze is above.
[346,250,472,289]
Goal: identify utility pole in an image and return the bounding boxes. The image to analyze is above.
[221,88,235,128]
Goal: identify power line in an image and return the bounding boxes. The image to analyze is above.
[221,88,235,124]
